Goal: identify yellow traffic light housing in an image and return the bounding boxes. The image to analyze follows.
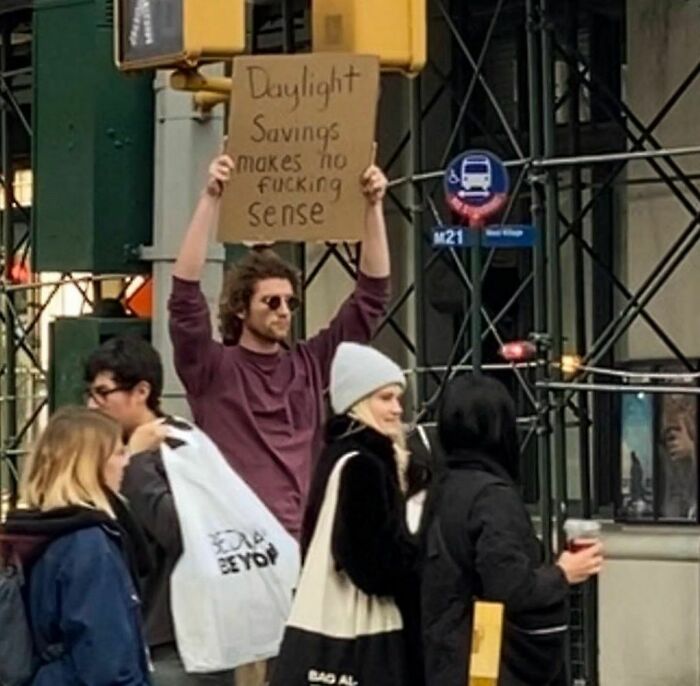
[115,0,246,71]
[312,0,427,74]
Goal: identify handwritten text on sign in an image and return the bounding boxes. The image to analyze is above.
[219,53,380,243]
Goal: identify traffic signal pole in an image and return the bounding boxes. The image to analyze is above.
[141,68,226,417]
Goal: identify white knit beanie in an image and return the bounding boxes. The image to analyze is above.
[330,342,406,415]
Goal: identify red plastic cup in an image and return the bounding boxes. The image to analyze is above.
[564,519,601,553]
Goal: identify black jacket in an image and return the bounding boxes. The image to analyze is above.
[302,415,423,686]
[120,418,191,648]
[422,375,570,686]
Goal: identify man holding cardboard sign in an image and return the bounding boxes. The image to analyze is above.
[169,140,390,549]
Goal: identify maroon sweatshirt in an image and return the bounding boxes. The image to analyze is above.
[168,273,389,537]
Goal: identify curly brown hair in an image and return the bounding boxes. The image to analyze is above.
[219,249,300,345]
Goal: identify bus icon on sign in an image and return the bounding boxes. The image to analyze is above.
[459,155,492,197]
[444,150,509,224]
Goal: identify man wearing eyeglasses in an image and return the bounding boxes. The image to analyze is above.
[169,152,390,542]
[84,336,244,685]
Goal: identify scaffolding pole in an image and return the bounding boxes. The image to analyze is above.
[526,0,553,564]
[1,23,18,507]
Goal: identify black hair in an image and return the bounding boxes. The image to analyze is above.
[91,298,131,318]
[405,424,443,498]
[84,336,163,412]
[438,374,520,481]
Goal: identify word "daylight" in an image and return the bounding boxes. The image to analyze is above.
[246,64,363,113]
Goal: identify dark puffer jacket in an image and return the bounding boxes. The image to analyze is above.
[302,415,423,686]
[422,375,570,686]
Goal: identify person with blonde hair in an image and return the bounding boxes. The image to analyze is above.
[0,406,151,685]
[274,342,422,686]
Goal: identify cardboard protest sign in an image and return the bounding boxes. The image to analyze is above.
[219,53,380,243]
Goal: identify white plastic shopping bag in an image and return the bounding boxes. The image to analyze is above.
[161,418,300,673]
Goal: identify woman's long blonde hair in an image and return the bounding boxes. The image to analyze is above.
[349,391,409,492]
[21,406,122,517]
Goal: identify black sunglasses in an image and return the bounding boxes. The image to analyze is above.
[261,295,301,312]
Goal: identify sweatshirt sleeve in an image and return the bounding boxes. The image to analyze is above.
[302,272,390,388]
[473,484,570,614]
[331,453,418,598]
[168,276,224,397]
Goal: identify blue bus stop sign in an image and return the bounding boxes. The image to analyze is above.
[444,150,510,227]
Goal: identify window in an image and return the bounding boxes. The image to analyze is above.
[616,362,698,523]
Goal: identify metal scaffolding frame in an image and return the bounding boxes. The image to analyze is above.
[375,1,700,683]
[0,5,143,505]
[3,0,700,683]
[1,6,34,510]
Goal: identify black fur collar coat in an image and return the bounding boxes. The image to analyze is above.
[301,414,424,686]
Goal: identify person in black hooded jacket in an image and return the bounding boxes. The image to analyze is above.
[421,374,603,686]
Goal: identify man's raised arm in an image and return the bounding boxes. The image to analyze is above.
[302,164,391,385]
[169,154,233,396]
[358,164,390,279]
[173,155,234,281]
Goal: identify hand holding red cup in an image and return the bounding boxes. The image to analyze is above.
[556,519,604,585]
[564,518,602,552]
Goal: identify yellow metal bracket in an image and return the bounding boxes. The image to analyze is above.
[170,69,232,112]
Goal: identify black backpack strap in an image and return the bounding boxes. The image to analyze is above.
[2,541,66,667]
